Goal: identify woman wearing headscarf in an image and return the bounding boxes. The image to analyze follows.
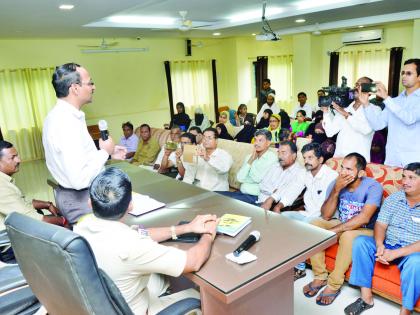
[235,104,248,126]
[169,102,191,131]
[265,113,281,146]
[216,123,234,140]
[234,114,256,143]
[190,107,211,131]
[305,110,327,144]
[256,108,273,129]
[219,110,241,137]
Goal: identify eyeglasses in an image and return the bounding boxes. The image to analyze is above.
[269,119,279,123]
[401,71,415,76]
[80,81,95,86]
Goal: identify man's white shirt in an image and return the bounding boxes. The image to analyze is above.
[257,162,305,205]
[291,103,313,118]
[183,148,233,191]
[42,99,109,189]
[322,102,381,162]
[300,165,338,218]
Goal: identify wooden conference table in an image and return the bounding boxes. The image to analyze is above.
[113,162,337,315]
[50,162,336,315]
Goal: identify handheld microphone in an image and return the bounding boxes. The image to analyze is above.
[233,231,260,257]
[98,120,109,141]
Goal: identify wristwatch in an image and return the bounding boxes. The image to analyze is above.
[170,225,178,240]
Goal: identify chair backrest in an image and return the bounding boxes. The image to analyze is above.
[5,212,134,315]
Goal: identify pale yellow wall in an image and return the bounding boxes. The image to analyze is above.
[0,21,417,138]
[0,37,231,136]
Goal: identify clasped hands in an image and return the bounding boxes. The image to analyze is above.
[375,244,400,265]
[188,214,219,240]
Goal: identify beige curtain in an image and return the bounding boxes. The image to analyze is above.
[170,60,214,121]
[267,55,294,113]
[338,49,390,86]
[0,67,56,161]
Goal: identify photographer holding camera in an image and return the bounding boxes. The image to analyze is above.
[321,77,381,162]
[361,58,420,167]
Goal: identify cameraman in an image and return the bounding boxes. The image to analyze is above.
[361,58,420,167]
[321,77,381,162]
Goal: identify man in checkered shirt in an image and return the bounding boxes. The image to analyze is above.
[345,162,420,315]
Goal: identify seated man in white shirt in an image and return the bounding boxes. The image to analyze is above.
[119,121,139,160]
[182,128,233,191]
[259,141,305,212]
[75,167,218,315]
[282,142,338,280]
[291,92,314,119]
[322,77,381,162]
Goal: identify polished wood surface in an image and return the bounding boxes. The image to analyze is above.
[113,162,336,314]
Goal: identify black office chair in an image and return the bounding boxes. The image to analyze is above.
[0,229,41,315]
[5,213,201,315]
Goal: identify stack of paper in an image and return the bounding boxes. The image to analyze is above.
[217,214,251,237]
[129,192,166,216]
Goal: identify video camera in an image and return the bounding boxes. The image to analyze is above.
[319,76,355,108]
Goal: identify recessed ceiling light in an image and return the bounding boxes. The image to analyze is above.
[108,15,175,26]
[213,32,221,36]
[59,4,74,10]
[358,25,364,28]
[295,19,306,23]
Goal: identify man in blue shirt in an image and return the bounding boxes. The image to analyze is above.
[361,58,420,167]
[303,153,383,306]
[345,162,420,315]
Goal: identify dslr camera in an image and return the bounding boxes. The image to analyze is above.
[319,76,355,108]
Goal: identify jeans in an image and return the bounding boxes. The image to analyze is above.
[349,235,420,311]
[216,191,258,205]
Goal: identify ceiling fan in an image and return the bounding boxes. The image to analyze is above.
[78,38,119,49]
[152,11,212,32]
[78,38,148,54]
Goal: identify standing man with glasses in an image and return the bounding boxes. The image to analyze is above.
[43,63,126,224]
[361,58,420,167]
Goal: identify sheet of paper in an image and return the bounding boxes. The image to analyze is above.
[182,144,196,163]
[129,192,166,216]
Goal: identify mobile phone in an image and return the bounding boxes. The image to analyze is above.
[361,83,377,93]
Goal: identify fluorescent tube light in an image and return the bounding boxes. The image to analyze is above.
[108,15,175,26]
[81,48,149,54]
[59,4,74,10]
[295,0,350,10]
[229,7,283,22]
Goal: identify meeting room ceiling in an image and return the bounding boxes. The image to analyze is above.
[0,0,419,39]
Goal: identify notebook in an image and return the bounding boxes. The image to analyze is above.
[129,192,166,216]
[217,214,251,237]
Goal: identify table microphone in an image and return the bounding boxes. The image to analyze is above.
[233,231,260,257]
[98,120,109,141]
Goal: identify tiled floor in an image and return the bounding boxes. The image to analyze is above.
[14,160,417,315]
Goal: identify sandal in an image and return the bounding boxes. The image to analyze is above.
[303,281,326,298]
[294,268,306,281]
[316,288,341,305]
[344,298,374,315]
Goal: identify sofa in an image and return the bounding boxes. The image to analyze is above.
[148,128,309,190]
[324,158,419,311]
